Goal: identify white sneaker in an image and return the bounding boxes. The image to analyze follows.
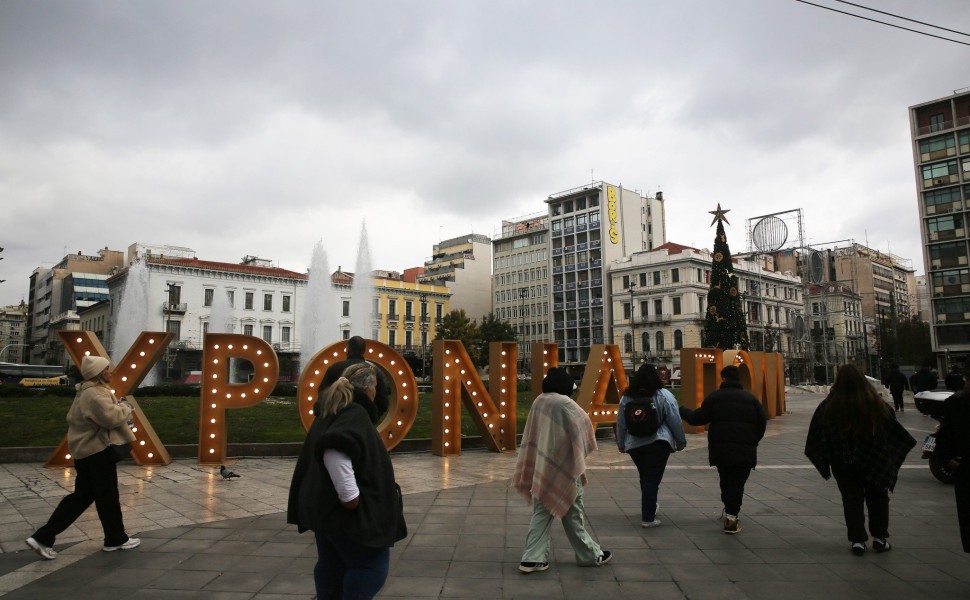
[641,519,662,528]
[103,537,140,552]
[26,537,56,560]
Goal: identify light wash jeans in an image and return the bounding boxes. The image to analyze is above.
[521,479,602,565]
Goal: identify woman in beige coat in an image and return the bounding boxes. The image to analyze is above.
[25,355,140,560]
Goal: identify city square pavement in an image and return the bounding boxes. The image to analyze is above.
[1,389,968,599]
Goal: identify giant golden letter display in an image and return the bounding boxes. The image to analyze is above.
[44,332,787,467]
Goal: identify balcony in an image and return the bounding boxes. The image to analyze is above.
[405,314,415,323]
[589,221,601,230]
[553,284,564,292]
[552,247,563,256]
[387,313,400,322]
[577,242,588,251]
[590,239,601,248]
[552,266,564,274]
[576,224,587,232]
[163,302,187,314]
[591,298,603,306]
[591,278,602,287]
[552,229,562,237]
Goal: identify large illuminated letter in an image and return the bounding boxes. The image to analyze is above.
[530,343,559,399]
[47,331,174,467]
[575,344,627,427]
[198,334,279,465]
[431,340,517,456]
[679,348,724,434]
[297,340,418,450]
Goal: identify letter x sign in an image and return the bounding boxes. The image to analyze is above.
[45,331,174,467]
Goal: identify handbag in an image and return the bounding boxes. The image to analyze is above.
[108,443,132,463]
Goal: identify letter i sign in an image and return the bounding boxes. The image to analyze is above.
[45,331,174,467]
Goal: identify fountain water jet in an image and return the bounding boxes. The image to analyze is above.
[300,240,339,372]
[350,221,375,338]
[111,259,154,385]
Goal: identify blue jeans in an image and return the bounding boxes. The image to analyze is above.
[628,441,672,521]
[313,531,390,600]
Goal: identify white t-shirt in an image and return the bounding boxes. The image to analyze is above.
[323,448,360,503]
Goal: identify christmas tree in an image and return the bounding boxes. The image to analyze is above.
[703,204,749,350]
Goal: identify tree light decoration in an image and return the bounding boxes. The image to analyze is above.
[297,339,418,450]
[46,331,174,468]
[198,334,279,465]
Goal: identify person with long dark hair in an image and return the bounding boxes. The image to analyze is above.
[805,364,915,556]
[287,363,407,599]
[616,364,686,528]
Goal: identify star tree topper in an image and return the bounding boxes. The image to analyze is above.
[709,203,731,226]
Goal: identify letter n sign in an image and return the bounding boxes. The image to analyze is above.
[432,340,517,455]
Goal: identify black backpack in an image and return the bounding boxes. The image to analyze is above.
[625,394,661,437]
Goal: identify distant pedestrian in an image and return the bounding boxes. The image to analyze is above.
[936,378,970,553]
[616,364,686,528]
[680,365,766,534]
[805,364,916,556]
[945,366,966,393]
[320,336,389,423]
[287,363,407,600]
[886,365,909,412]
[912,365,938,393]
[25,356,140,561]
[512,367,612,573]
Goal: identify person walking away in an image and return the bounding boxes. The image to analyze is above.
[679,365,766,534]
[805,364,916,556]
[886,365,909,413]
[945,366,966,393]
[512,367,612,573]
[287,363,407,600]
[320,336,389,423]
[616,364,687,528]
[25,356,140,560]
[936,378,970,552]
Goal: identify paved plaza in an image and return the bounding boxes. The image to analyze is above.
[1,389,968,599]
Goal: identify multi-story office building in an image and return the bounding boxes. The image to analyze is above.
[549,182,665,366]
[909,89,970,370]
[417,233,492,321]
[26,248,125,365]
[609,243,804,375]
[0,302,28,363]
[492,212,550,372]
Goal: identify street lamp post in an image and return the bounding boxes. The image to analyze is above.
[419,293,429,381]
[518,288,528,374]
[629,282,637,371]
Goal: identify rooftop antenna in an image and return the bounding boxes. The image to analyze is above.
[591,169,594,182]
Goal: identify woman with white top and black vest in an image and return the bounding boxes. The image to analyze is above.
[287,363,406,600]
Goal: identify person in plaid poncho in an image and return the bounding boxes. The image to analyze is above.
[512,367,612,573]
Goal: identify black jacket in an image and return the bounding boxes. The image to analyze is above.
[680,381,767,468]
[287,393,406,547]
[320,355,389,422]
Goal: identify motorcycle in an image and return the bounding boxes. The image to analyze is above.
[914,390,955,485]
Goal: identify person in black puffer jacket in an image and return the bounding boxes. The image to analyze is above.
[680,365,767,534]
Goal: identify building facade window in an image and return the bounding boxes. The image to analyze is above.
[204,288,214,307]
[245,292,254,310]
[243,324,254,336]
[342,300,350,317]
[263,294,273,311]
[282,295,291,312]
[262,325,272,342]
[281,326,291,345]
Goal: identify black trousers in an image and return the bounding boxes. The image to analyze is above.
[955,467,970,553]
[831,463,889,543]
[716,465,752,516]
[890,391,904,411]
[32,448,129,547]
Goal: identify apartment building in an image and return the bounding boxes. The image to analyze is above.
[417,233,492,321]
[492,212,550,372]
[0,302,28,363]
[26,248,125,365]
[909,89,970,370]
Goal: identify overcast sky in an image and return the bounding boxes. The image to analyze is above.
[2,0,968,307]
